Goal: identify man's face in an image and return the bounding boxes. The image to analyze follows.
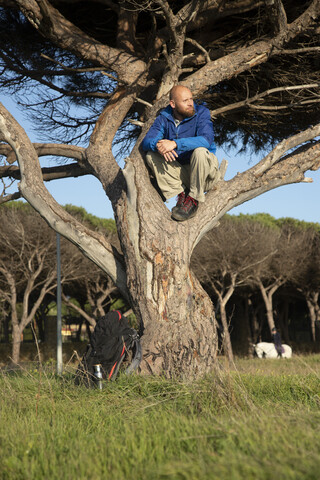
[170,88,195,120]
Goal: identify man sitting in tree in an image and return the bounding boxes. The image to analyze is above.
[142,85,220,221]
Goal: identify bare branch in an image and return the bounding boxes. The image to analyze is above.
[16,0,146,84]
[40,54,119,81]
[0,163,91,182]
[211,83,320,117]
[0,191,21,204]
[254,124,320,176]
[265,0,287,35]
[0,103,129,299]
[184,37,211,63]
[0,142,86,165]
[62,293,96,327]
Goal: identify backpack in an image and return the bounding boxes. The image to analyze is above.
[75,310,142,387]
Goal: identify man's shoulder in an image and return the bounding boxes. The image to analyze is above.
[158,105,174,120]
[195,103,210,115]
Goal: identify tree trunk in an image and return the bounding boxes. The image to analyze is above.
[216,280,236,364]
[306,292,319,342]
[125,248,218,377]
[11,324,22,365]
[110,152,220,378]
[278,298,290,344]
[258,279,283,334]
[219,299,234,364]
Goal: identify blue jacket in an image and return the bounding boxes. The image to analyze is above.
[141,103,216,165]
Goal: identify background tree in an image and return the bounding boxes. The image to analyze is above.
[60,204,122,328]
[0,203,86,363]
[1,1,320,375]
[287,222,320,341]
[192,215,280,361]
[62,267,119,326]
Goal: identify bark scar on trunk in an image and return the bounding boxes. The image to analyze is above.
[123,157,141,261]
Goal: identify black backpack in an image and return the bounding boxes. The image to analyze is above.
[75,310,142,387]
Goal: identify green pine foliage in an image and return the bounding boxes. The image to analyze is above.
[63,204,116,234]
[0,201,116,233]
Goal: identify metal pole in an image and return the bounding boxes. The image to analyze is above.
[56,233,63,375]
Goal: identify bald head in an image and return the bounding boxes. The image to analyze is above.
[169,85,192,101]
[169,85,195,120]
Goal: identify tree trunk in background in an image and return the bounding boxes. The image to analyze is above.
[278,298,290,343]
[305,292,320,342]
[258,280,283,334]
[219,299,234,364]
[11,324,22,365]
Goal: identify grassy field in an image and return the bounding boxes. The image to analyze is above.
[0,355,319,480]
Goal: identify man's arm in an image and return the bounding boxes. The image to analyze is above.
[142,116,178,162]
[156,139,178,162]
[141,116,166,152]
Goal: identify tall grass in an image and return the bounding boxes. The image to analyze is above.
[0,355,319,480]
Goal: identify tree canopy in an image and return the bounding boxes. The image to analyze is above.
[1,1,320,153]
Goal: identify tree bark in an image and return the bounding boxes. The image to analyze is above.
[11,324,23,365]
[257,279,283,333]
[305,292,320,342]
[114,174,218,375]
[219,295,234,364]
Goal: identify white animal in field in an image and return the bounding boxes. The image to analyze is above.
[253,342,292,359]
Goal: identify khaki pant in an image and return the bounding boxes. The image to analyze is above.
[145,147,220,202]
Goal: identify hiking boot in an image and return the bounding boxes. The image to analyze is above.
[171,195,198,221]
[171,191,186,214]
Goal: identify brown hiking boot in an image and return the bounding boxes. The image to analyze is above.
[171,191,186,214]
[171,195,198,221]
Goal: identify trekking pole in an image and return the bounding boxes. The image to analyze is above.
[94,364,103,390]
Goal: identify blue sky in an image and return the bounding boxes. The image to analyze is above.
[1,95,319,224]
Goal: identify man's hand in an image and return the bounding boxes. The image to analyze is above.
[156,139,178,162]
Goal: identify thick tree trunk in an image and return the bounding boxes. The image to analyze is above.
[125,248,218,377]
[114,149,220,378]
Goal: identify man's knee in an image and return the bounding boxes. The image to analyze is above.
[191,148,218,164]
[191,147,208,160]
[190,148,218,174]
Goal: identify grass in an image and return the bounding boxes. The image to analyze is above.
[0,355,320,480]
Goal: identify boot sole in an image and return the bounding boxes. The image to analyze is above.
[171,208,198,221]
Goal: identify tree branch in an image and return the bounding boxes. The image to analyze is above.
[117,2,139,54]
[211,83,320,117]
[40,53,118,82]
[184,37,211,63]
[0,142,87,165]
[191,126,320,248]
[0,103,129,299]
[265,0,287,35]
[62,293,96,327]
[0,163,91,182]
[184,0,320,96]
[254,124,320,176]
[16,0,146,84]
[0,191,21,204]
